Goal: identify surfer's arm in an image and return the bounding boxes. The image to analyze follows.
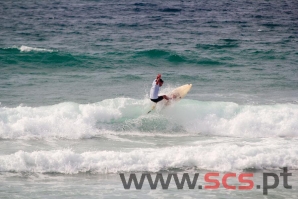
[155,74,161,84]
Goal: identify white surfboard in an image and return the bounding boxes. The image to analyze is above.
[167,84,192,102]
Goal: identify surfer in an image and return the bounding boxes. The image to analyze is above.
[150,74,171,103]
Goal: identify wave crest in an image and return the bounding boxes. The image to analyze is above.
[1,139,297,174]
[19,45,53,52]
[0,98,298,139]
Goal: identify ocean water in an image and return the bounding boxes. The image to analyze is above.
[0,0,298,198]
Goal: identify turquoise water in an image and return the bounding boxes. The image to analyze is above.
[0,0,298,198]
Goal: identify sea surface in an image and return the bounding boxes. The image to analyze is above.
[0,0,298,198]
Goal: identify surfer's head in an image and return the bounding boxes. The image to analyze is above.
[158,79,164,86]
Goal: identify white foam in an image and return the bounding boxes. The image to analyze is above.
[0,138,297,173]
[0,101,123,139]
[19,45,53,52]
[1,98,298,140]
[164,100,298,137]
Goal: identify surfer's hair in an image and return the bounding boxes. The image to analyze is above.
[159,79,164,83]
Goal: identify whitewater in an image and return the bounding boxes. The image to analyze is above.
[1,98,298,139]
[0,98,297,175]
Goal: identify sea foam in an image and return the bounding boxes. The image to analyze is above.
[19,45,53,52]
[0,98,298,139]
[0,138,297,174]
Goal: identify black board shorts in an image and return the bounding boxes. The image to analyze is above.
[150,96,164,103]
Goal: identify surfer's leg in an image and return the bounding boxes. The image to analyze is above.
[150,96,164,103]
[148,96,165,114]
[156,96,164,102]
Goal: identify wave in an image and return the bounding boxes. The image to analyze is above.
[0,138,297,174]
[135,49,224,65]
[0,46,88,67]
[159,8,182,12]
[196,43,239,50]
[0,98,298,139]
[136,49,172,58]
[2,45,54,53]
[19,45,54,52]
[1,46,227,68]
[135,49,188,63]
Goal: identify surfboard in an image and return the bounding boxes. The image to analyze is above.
[167,84,192,102]
[147,84,192,113]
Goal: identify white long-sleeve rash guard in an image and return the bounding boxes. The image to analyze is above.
[150,79,160,99]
